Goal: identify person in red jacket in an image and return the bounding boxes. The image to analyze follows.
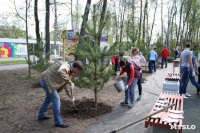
[160,45,169,68]
[117,60,138,108]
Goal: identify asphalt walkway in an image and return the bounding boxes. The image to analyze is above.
[84,63,200,133]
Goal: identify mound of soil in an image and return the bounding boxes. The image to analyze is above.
[31,82,41,88]
[61,98,112,119]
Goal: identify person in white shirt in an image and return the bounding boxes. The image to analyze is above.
[128,47,146,101]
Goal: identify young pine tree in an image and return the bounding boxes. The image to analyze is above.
[73,5,119,109]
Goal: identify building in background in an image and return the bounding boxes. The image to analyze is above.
[0,38,62,58]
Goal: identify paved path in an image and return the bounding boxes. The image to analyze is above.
[0,64,28,70]
[84,63,200,133]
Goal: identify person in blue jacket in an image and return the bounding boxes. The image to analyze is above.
[148,47,158,74]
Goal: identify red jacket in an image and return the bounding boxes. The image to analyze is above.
[120,64,134,86]
[111,55,120,64]
[160,48,169,57]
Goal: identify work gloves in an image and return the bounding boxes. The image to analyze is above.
[69,96,75,102]
[116,73,120,77]
[125,85,129,90]
[68,82,74,90]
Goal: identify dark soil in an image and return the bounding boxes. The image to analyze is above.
[31,82,41,88]
[61,98,112,119]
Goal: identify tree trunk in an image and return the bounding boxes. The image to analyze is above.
[98,0,107,45]
[78,0,91,45]
[34,0,41,45]
[119,0,125,43]
[149,1,158,44]
[54,0,58,48]
[94,60,98,109]
[75,0,79,29]
[25,0,31,77]
[71,0,73,29]
[138,0,142,44]
[114,3,118,42]
[45,0,50,58]
[176,0,184,45]
[161,0,163,45]
[142,0,147,44]
[164,1,175,47]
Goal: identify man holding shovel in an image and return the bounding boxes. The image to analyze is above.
[38,60,83,128]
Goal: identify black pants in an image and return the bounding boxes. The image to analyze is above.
[161,57,167,68]
[198,67,200,84]
[115,62,118,74]
[137,73,142,95]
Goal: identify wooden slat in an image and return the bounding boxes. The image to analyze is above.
[145,92,184,132]
[178,94,184,133]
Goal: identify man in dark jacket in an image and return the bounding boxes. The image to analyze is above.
[160,45,169,68]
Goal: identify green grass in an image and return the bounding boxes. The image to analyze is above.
[0,60,26,64]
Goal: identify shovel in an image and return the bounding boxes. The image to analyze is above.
[70,89,79,112]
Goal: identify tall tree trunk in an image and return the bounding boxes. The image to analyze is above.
[98,0,107,45]
[142,0,147,44]
[54,0,58,48]
[149,1,158,44]
[45,0,50,58]
[34,0,41,44]
[71,0,73,29]
[26,0,31,77]
[161,0,163,45]
[114,3,118,42]
[119,0,125,43]
[75,0,79,29]
[138,0,143,44]
[164,1,175,47]
[176,0,184,45]
[180,0,192,46]
[78,0,91,45]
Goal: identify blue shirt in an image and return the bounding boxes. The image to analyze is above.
[192,55,196,71]
[148,50,158,61]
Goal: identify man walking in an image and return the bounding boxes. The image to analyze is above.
[160,45,169,68]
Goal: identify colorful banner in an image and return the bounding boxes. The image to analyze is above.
[0,42,27,57]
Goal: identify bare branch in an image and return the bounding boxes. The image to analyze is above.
[12,0,26,22]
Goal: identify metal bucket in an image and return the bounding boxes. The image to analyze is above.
[114,80,125,92]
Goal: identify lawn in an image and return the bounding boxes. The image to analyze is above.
[0,60,26,64]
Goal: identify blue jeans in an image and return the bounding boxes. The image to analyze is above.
[179,67,190,94]
[149,60,156,73]
[124,76,138,104]
[137,73,142,95]
[189,68,200,91]
[38,78,63,125]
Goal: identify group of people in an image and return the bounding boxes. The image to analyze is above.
[147,45,170,74]
[114,47,146,108]
[37,43,199,128]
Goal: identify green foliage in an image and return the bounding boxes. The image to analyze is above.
[73,5,120,104]
[0,60,26,64]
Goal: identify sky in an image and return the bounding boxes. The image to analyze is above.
[0,0,169,43]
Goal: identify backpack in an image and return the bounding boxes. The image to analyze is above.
[126,61,141,79]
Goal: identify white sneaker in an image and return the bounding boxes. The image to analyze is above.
[183,94,188,99]
[185,93,191,97]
